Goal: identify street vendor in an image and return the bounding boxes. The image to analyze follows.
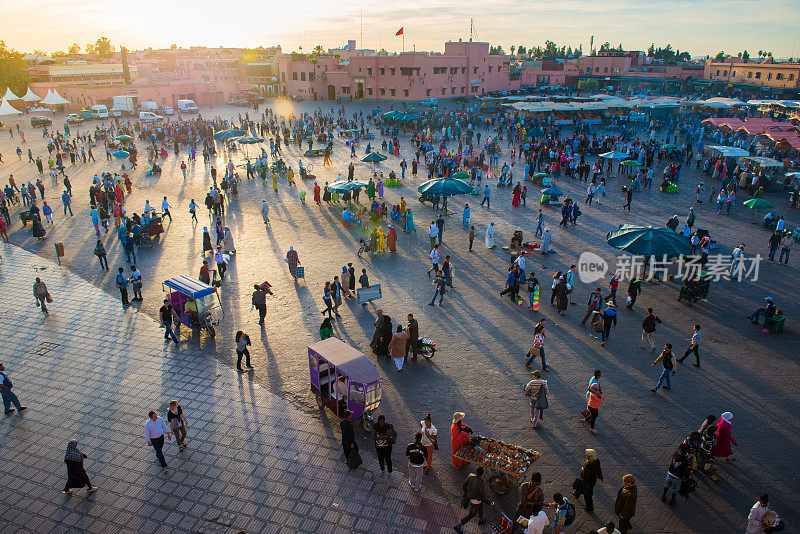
[451,412,473,468]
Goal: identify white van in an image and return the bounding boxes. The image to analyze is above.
[177,99,199,113]
[138,111,164,122]
[140,101,158,112]
[91,104,109,119]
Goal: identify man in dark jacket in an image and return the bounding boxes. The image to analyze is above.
[640,307,662,351]
[454,467,492,533]
[251,284,268,325]
[625,275,641,310]
[615,474,637,533]
[405,313,419,360]
[340,410,357,464]
[580,287,603,325]
[601,302,617,346]
[405,432,427,491]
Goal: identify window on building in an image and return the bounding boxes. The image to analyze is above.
[451,87,456,94]
[732,71,736,77]
[755,72,761,79]
[367,88,373,95]
[380,88,385,95]
[488,66,493,73]
[426,89,431,96]
[776,73,783,80]
[403,89,409,97]
[722,70,727,76]
[473,67,478,74]
[716,69,720,76]
[309,73,315,81]
[767,72,772,80]
[292,72,297,80]
[748,71,753,78]
[367,68,372,76]
[441,88,446,95]
[461,87,465,93]
[451,67,457,75]
[790,73,795,81]
[471,86,479,93]
[341,87,349,94]
[390,89,395,96]
[603,67,608,73]
[595,67,599,73]
[300,72,306,81]
[379,68,385,75]
[390,68,395,76]
[400,67,413,76]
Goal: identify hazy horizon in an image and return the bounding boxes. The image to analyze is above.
[3,0,799,58]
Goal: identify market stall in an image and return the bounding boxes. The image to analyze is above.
[453,435,542,494]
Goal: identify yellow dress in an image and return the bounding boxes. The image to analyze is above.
[272,173,278,191]
[377,227,386,252]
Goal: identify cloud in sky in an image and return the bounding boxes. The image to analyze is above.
[3,0,799,57]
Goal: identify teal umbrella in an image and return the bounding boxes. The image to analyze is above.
[743,198,773,210]
[115,134,132,141]
[113,150,129,158]
[383,111,400,119]
[372,107,382,113]
[213,129,246,141]
[606,225,691,259]
[620,160,641,167]
[362,152,388,163]
[237,136,263,144]
[328,180,369,193]
[541,187,563,196]
[453,171,470,180]
[599,150,629,159]
[398,112,420,122]
[661,143,679,150]
[418,177,473,197]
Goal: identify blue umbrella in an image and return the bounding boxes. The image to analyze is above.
[606,225,691,259]
[213,129,246,141]
[362,152,388,163]
[113,150,129,158]
[236,136,263,144]
[328,180,369,193]
[599,151,629,159]
[417,177,473,198]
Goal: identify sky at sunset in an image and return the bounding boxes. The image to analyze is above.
[3,0,799,58]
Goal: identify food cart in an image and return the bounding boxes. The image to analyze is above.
[453,435,541,494]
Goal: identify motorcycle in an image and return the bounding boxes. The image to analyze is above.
[415,338,436,358]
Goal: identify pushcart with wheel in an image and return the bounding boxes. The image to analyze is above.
[453,436,541,495]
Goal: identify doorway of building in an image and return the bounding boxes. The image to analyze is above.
[327,85,336,101]
[356,83,364,100]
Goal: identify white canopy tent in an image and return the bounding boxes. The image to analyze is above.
[20,88,41,102]
[39,89,70,106]
[0,99,23,116]
[1,87,21,101]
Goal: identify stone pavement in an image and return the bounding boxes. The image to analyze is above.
[0,244,467,534]
[2,102,800,532]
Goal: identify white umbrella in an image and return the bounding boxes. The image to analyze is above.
[0,99,23,116]
[20,88,41,102]
[1,87,21,101]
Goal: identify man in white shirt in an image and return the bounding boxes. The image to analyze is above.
[428,222,438,250]
[521,510,549,534]
[144,411,172,471]
[161,196,172,222]
[427,244,440,277]
[514,252,526,281]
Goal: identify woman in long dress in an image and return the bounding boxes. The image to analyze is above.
[285,246,300,277]
[462,204,470,227]
[313,182,321,204]
[512,183,521,207]
[223,227,235,253]
[404,210,416,233]
[711,412,738,461]
[450,412,472,468]
[386,225,397,252]
[485,222,495,248]
[541,228,552,254]
[62,440,96,494]
[202,227,213,254]
[376,226,386,252]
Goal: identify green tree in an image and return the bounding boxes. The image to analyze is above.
[599,42,612,53]
[313,45,324,55]
[85,43,96,57]
[742,50,750,61]
[0,41,29,97]
[510,45,516,56]
[714,51,725,61]
[95,36,113,58]
[68,43,80,55]
[578,78,599,91]
[517,45,526,55]
[170,43,177,50]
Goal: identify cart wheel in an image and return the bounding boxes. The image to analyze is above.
[487,474,510,495]
[206,325,216,337]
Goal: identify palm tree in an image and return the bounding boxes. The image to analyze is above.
[313,45,324,55]
[510,45,516,57]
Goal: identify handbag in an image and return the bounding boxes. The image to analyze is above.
[46,293,53,303]
[572,477,586,494]
[347,449,362,470]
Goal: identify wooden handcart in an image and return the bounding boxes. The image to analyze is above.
[454,435,542,495]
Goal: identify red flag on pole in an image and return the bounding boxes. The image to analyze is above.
[395,27,404,36]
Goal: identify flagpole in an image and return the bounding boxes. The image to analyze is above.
[403,34,405,53]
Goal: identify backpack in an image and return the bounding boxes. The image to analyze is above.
[562,499,576,526]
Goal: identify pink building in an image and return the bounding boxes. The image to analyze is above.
[278,40,513,101]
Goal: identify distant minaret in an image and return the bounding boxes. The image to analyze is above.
[121,46,131,85]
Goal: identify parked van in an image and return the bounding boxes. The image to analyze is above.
[140,101,158,112]
[177,99,199,113]
[138,111,164,122]
[91,104,109,119]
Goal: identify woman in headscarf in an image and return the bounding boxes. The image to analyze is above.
[31,214,46,240]
[711,412,738,461]
[386,225,397,252]
[573,449,604,512]
[202,227,213,254]
[313,182,321,204]
[555,276,568,315]
[541,228,552,255]
[485,222,495,248]
[404,209,415,233]
[376,226,386,253]
[462,204,470,227]
[512,182,521,207]
[223,227,235,254]
[377,177,384,199]
[450,412,472,467]
[285,246,300,277]
[260,200,270,226]
[62,440,96,494]
[369,228,378,254]
[370,310,385,352]
[322,183,331,203]
[340,266,352,298]
[376,314,393,356]
[367,179,376,200]
[215,217,225,244]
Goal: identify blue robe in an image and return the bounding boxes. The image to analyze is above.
[404,211,415,233]
[462,206,470,227]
